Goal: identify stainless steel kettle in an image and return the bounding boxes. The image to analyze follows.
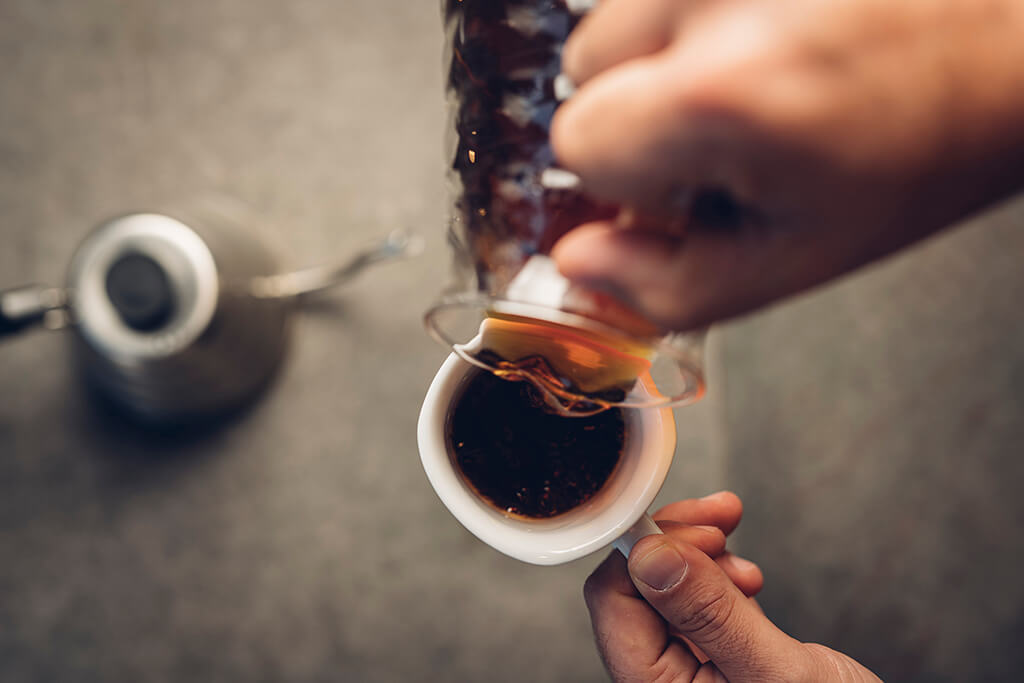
[1,210,417,423]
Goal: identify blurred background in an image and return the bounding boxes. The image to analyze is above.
[1,2,1022,681]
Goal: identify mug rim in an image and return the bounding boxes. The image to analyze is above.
[418,352,677,565]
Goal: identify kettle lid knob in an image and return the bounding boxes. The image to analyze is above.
[104,251,176,332]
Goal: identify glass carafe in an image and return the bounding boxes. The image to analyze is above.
[427,0,705,416]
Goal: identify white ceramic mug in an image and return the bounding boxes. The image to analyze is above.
[417,352,677,565]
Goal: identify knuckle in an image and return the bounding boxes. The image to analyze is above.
[647,660,688,683]
[671,73,735,118]
[662,51,749,121]
[680,525,728,557]
[671,582,737,645]
[702,526,728,548]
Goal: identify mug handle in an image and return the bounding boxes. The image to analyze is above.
[612,513,663,557]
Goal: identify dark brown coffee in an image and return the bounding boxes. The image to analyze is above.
[447,369,626,519]
[443,0,615,293]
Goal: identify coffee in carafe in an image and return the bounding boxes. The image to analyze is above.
[432,0,705,415]
[444,0,612,293]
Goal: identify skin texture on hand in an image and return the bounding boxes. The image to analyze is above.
[587,493,882,682]
[551,0,1024,331]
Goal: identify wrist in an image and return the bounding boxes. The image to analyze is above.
[800,643,883,683]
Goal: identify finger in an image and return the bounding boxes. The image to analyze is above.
[562,0,684,87]
[628,537,804,682]
[653,491,744,535]
[552,218,824,331]
[658,522,727,558]
[693,662,729,683]
[586,524,734,605]
[659,524,763,597]
[553,55,697,211]
[552,47,756,213]
[715,553,764,598]
[667,601,767,644]
[584,551,703,681]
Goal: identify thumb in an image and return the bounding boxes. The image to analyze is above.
[628,536,807,682]
[552,219,829,333]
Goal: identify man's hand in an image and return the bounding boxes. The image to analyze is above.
[588,493,880,681]
[552,0,1024,331]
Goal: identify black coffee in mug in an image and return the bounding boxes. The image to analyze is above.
[446,369,626,520]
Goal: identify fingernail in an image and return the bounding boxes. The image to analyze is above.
[700,491,725,501]
[726,554,758,573]
[632,541,687,591]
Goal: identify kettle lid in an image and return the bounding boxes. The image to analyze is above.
[67,213,219,362]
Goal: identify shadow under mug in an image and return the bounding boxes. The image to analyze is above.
[418,352,677,565]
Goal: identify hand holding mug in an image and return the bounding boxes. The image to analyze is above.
[586,492,882,682]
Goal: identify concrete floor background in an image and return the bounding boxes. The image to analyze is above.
[1,2,1021,682]
[721,199,1024,682]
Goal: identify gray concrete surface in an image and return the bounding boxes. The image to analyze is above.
[720,198,1024,682]
[1,2,1021,682]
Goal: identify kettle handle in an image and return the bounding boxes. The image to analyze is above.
[0,285,68,339]
[247,229,424,300]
